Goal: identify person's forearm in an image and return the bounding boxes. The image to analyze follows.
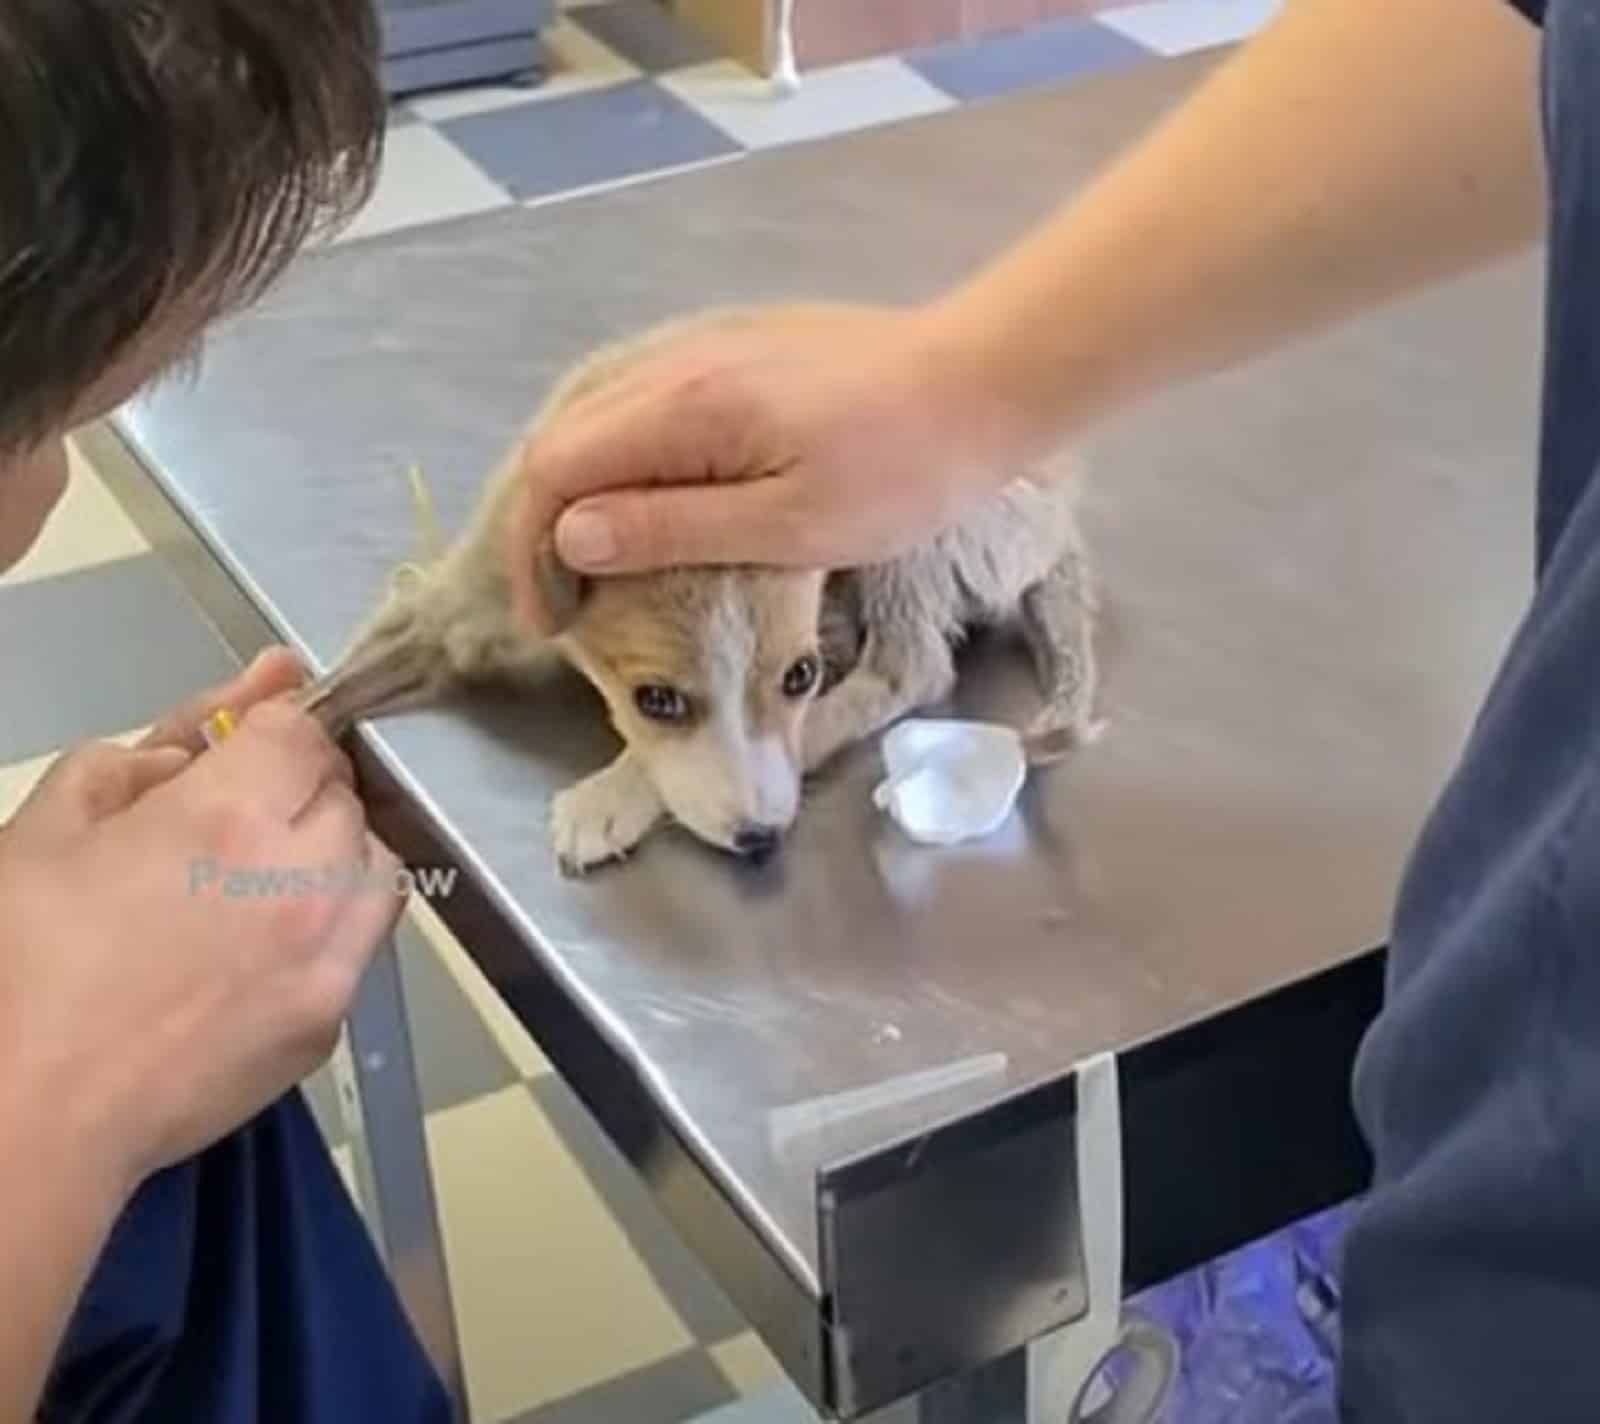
[0,1091,127,1424]
[933,0,1543,454]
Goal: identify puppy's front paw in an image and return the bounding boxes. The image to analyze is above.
[549,760,664,875]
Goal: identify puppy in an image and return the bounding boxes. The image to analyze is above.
[297,306,1102,873]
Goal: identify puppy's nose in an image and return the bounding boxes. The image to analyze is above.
[732,823,781,865]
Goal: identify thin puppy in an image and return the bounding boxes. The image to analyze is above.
[298,306,1102,873]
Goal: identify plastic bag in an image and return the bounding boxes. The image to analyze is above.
[873,719,1028,845]
[1118,1202,1354,1423]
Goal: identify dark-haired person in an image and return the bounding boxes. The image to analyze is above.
[0,5,448,1421]
[510,0,1600,1417]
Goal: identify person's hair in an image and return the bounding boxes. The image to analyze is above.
[0,0,384,453]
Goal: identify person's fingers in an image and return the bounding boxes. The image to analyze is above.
[14,743,193,836]
[256,828,403,1074]
[502,382,667,628]
[342,833,408,953]
[505,371,764,626]
[503,476,566,636]
[504,410,677,630]
[285,777,372,881]
[89,747,196,818]
[553,476,817,574]
[233,647,310,700]
[314,832,409,995]
[138,647,310,753]
[202,700,355,824]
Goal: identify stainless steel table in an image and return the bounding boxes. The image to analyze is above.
[83,52,1543,1423]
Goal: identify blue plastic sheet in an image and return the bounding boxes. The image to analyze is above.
[1123,1201,1354,1423]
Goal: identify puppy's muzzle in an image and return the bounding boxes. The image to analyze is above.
[732,822,782,866]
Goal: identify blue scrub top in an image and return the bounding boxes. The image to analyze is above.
[1342,1,1600,1418]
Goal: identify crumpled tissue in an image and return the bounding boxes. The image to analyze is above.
[872,718,1028,845]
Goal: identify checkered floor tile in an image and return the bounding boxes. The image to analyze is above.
[437,78,740,202]
[1098,0,1281,55]
[323,0,1278,249]
[904,15,1152,102]
[3,2,1279,1419]
[658,55,954,151]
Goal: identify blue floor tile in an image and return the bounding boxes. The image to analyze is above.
[906,17,1151,103]
[439,79,741,201]
[0,554,238,765]
[569,0,720,73]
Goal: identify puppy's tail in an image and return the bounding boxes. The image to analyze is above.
[294,589,455,738]
[295,651,439,741]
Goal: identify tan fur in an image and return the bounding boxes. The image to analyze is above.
[297,305,1101,872]
[555,566,825,852]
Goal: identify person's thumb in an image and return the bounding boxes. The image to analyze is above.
[137,647,308,753]
[554,479,807,576]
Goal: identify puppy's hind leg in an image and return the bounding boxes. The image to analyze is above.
[803,628,956,774]
[1018,546,1103,764]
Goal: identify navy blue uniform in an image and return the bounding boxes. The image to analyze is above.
[38,1092,450,1424]
[1342,0,1600,1419]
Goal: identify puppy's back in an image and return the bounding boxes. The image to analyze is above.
[850,460,1088,642]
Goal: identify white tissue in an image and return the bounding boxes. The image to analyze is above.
[872,718,1027,845]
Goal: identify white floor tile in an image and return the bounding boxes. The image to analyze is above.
[334,124,511,244]
[406,18,637,123]
[709,1333,786,1397]
[329,1143,360,1205]
[0,748,56,823]
[660,56,953,151]
[408,895,552,1080]
[1098,0,1279,56]
[427,1085,694,1422]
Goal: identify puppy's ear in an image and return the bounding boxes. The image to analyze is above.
[533,535,587,634]
[816,570,866,695]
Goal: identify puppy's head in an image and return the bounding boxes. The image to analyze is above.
[556,566,828,862]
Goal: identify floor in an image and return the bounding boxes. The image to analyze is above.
[344,0,1278,240]
[0,2,1274,1420]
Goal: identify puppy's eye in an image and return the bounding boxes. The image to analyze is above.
[781,654,820,700]
[634,684,691,722]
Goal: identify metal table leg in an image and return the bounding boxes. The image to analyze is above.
[331,933,470,1422]
[865,1353,1027,1423]
[864,1323,1174,1424]
[863,1053,1174,1424]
